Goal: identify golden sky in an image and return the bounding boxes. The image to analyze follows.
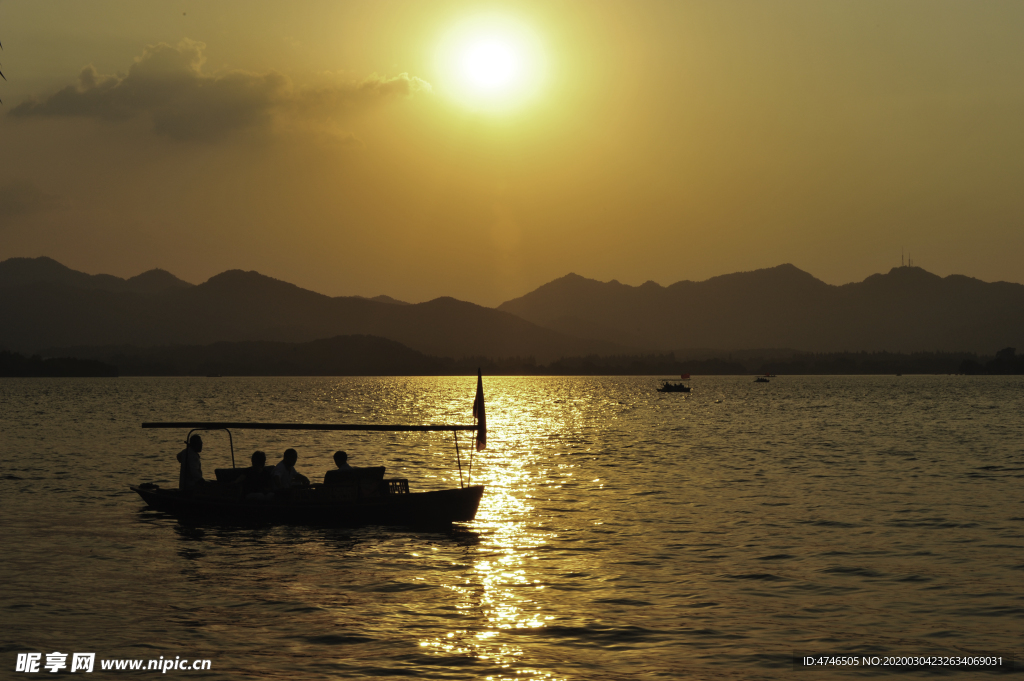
[2,0,1023,305]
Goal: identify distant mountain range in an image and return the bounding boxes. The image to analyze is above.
[0,255,193,295]
[498,265,1024,354]
[0,257,620,361]
[2,257,1022,361]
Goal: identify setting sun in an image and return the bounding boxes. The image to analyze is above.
[438,16,545,111]
[462,39,519,91]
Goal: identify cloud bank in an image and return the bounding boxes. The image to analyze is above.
[11,39,431,142]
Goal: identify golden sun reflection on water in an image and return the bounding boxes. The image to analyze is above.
[418,379,577,680]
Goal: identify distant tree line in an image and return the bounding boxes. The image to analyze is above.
[957,347,1024,375]
[5,341,1023,377]
[755,351,982,376]
[0,351,118,377]
[458,353,747,376]
[471,350,1024,376]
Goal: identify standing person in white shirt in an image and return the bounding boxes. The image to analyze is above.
[177,434,205,492]
[273,448,310,490]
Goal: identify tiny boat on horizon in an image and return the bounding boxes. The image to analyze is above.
[657,374,691,393]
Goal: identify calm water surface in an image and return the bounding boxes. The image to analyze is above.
[2,376,1023,679]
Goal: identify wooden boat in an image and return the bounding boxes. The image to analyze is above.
[131,478,484,525]
[754,376,770,383]
[132,375,488,527]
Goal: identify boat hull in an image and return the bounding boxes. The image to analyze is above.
[130,484,485,526]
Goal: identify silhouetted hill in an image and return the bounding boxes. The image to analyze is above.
[125,268,195,295]
[0,258,621,361]
[497,265,1024,353]
[0,256,193,294]
[366,295,409,305]
[0,350,118,377]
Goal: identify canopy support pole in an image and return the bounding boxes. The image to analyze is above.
[454,430,464,489]
[186,427,235,468]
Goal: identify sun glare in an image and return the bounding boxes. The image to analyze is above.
[438,16,545,111]
[463,40,519,91]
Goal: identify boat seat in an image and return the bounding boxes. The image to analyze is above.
[323,466,386,486]
[214,468,246,484]
[323,466,386,498]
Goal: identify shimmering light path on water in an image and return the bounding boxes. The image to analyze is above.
[2,376,1023,679]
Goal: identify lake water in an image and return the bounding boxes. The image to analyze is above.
[2,375,1022,679]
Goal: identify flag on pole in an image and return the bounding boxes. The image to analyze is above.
[473,368,486,451]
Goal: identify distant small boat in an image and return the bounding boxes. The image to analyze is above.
[754,376,770,383]
[657,375,691,393]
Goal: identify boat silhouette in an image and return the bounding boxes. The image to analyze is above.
[132,377,488,526]
[657,374,691,393]
[132,422,484,526]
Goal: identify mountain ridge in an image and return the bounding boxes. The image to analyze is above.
[497,264,1024,353]
[0,256,194,294]
[5,256,1023,357]
[0,257,622,361]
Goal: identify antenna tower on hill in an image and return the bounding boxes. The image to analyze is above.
[901,248,913,268]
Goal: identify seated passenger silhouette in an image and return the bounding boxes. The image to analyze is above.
[324,450,356,485]
[240,450,275,499]
[273,448,310,490]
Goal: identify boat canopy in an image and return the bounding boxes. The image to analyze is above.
[145,371,486,486]
[142,422,478,431]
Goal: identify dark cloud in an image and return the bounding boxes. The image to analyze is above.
[10,39,431,142]
[0,179,64,218]
[291,72,432,117]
